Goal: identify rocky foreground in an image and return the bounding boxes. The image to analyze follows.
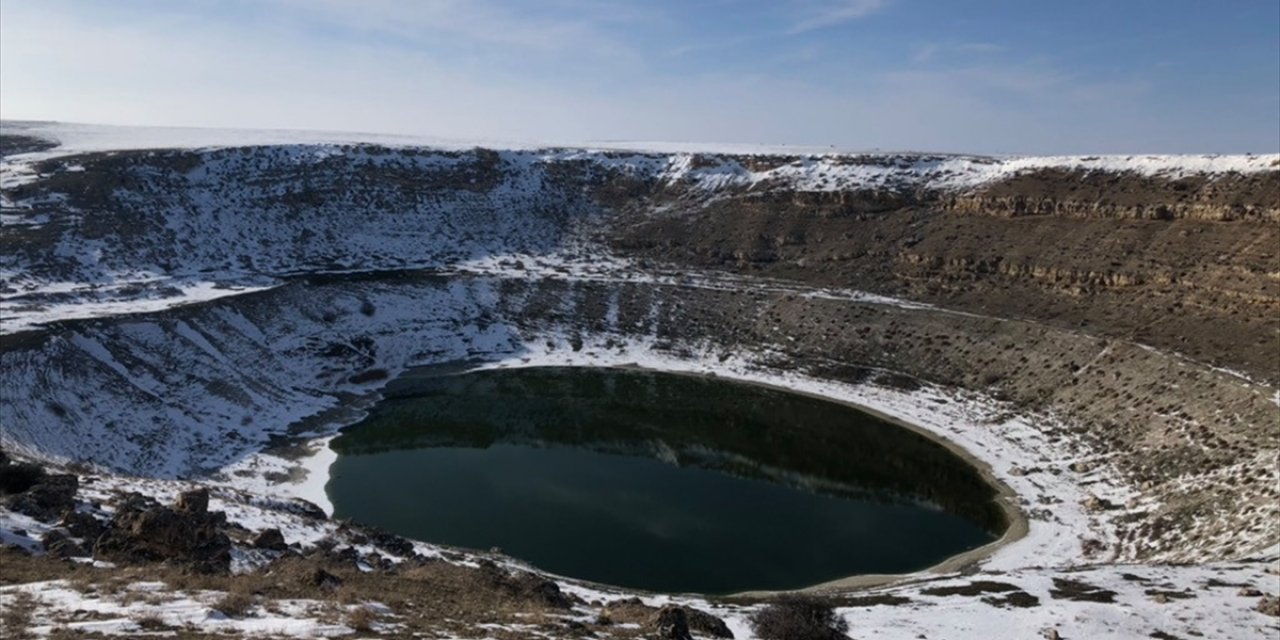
[0,122,1277,638]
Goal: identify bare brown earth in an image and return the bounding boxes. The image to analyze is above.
[0,545,708,639]
[606,168,1280,383]
[1,145,1275,561]
[1,140,1276,637]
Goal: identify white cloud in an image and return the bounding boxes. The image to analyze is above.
[1,0,1273,154]
[266,0,640,57]
[913,42,1006,63]
[787,0,887,34]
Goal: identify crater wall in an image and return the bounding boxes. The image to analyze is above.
[1,140,1276,566]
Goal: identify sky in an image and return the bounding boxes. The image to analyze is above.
[1,0,1277,154]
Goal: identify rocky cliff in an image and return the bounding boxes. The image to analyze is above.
[1,129,1277,570]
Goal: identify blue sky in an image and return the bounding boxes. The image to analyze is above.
[2,0,1277,153]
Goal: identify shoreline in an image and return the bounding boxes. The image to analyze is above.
[269,356,1032,597]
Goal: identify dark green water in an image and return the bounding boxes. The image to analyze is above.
[327,366,1005,594]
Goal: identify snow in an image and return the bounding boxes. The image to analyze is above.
[0,580,363,637]
[3,122,1273,337]
[464,335,1105,572]
[1,120,1276,638]
[2,270,1276,636]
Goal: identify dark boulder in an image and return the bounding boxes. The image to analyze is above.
[507,571,572,609]
[1259,595,1280,617]
[311,568,344,591]
[286,499,327,521]
[327,545,361,566]
[58,510,106,541]
[0,459,46,495]
[114,492,161,513]
[174,488,209,514]
[368,528,414,557]
[7,474,78,522]
[93,489,231,574]
[654,606,694,640]
[252,527,288,552]
[42,528,88,558]
[474,563,572,610]
[686,608,735,638]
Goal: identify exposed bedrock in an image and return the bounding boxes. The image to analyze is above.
[1,143,1276,567]
[608,172,1280,382]
[1,274,1275,562]
[5,147,1276,380]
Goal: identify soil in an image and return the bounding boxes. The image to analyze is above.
[606,170,1280,383]
[1,142,1276,637]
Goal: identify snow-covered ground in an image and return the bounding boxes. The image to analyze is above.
[2,122,1277,638]
[4,122,1274,337]
[6,120,1277,176]
[0,579,388,637]
[3,264,1274,636]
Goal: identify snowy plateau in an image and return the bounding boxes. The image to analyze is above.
[0,121,1277,639]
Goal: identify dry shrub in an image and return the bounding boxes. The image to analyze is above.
[346,605,377,632]
[750,595,850,640]
[135,614,169,631]
[1,591,37,640]
[213,590,255,618]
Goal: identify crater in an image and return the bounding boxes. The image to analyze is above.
[326,366,1009,594]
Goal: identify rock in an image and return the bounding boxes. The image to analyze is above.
[368,528,414,557]
[58,510,105,541]
[311,568,343,591]
[115,492,161,513]
[1080,538,1106,556]
[506,571,572,609]
[654,606,693,640]
[685,608,734,638]
[289,499,328,521]
[327,546,360,565]
[0,460,46,495]
[1238,587,1263,597]
[252,528,288,551]
[365,552,389,570]
[175,488,209,514]
[7,474,78,522]
[42,529,88,558]
[93,489,231,573]
[1258,595,1280,617]
[1081,494,1114,512]
[1045,630,1061,640]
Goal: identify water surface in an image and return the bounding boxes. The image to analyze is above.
[328,366,1004,593]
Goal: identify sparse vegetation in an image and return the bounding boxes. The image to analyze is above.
[136,614,169,631]
[750,595,850,640]
[213,590,256,618]
[0,132,1275,639]
[346,604,377,631]
[1,591,37,640]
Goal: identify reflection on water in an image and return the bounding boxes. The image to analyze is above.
[328,367,1005,593]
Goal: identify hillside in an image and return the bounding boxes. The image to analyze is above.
[1,122,1277,639]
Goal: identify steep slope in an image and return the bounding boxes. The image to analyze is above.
[0,124,1277,638]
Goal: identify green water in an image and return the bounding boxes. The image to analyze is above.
[327,366,1004,594]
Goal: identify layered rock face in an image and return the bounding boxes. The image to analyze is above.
[1,139,1276,566]
[607,161,1280,382]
